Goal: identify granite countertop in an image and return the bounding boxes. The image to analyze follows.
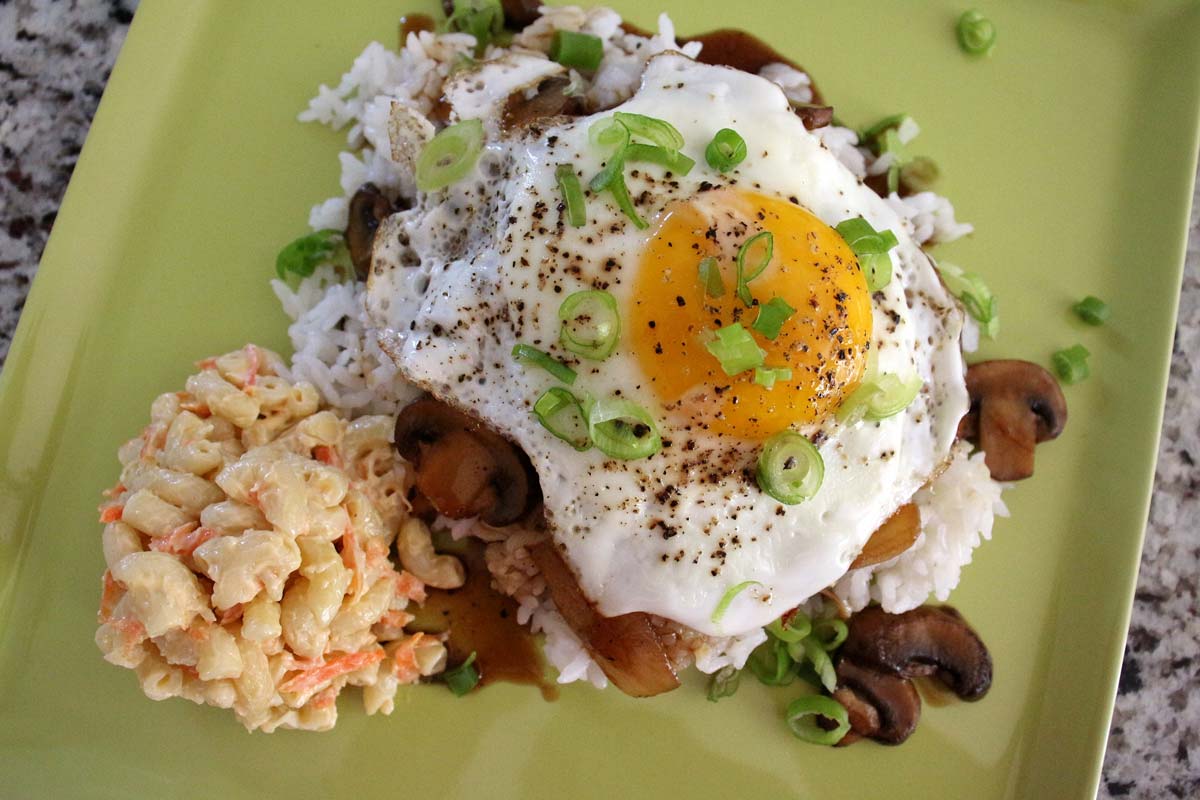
[1,2,1197,797]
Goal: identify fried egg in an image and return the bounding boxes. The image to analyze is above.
[368,53,968,637]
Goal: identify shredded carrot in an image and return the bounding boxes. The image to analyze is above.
[395,570,427,605]
[278,649,386,695]
[98,570,123,623]
[378,609,414,630]
[313,445,342,468]
[391,633,425,684]
[178,398,212,417]
[341,528,366,598]
[149,523,217,559]
[98,503,124,524]
[244,344,261,388]
[194,358,218,370]
[102,482,126,500]
[310,685,339,709]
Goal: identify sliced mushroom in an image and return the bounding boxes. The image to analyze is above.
[841,605,992,701]
[794,104,833,130]
[346,183,395,280]
[530,541,681,698]
[957,359,1067,481]
[394,398,539,526]
[500,0,542,28]
[849,503,921,570]
[502,75,584,131]
[833,658,922,745]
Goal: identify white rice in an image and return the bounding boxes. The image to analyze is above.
[276,5,1002,688]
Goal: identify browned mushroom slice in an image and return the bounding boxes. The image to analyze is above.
[849,503,921,570]
[794,104,833,130]
[346,183,396,280]
[841,605,992,701]
[530,541,681,698]
[394,398,538,526]
[500,0,542,28]
[957,359,1067,481]
[833,658,922,745]
[502,76,584,131]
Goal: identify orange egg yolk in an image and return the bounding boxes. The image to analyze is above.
[630,190,872,440]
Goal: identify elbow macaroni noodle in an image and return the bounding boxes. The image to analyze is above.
[95,345,445,732]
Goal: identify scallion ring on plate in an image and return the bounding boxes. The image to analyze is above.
[706,665,741,702]
[704,322,766,376]
[750,296,796,340]
[606,171,648,229]
[812,617,849,651]
[756,430,824,504]
[624,143,695,175]
[711,580,762,624]
[533,387,591,451]
[784,695,850,746]
[511,344,577,385]
[1052,344,1091,384]
[416,118,485,192]
[585,396,662,460]
[937,262,999,338]
[957,9,997,57]
[1073,295,1110,326]
[705,127,747,172]
[748,638,796,686]
[754,366,792,390]
[834,216,898,292]
[793,637,837,692]
[613,112,685,150]
[558,289,620,360]
[766,612,813,644]
[443,651,480,696]
[554,165,587,228]
[838,373,923,423]
[698,256,725,298]
[548,29,604,71]
[735,230,775,306]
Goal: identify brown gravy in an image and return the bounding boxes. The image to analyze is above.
[410,538,557,700]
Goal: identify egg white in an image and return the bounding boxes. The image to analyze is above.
[368,54,968,636]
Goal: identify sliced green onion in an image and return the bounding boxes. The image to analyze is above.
[698,256,725,298]
[735,231,775,306]
[589,116,631,149]
[707,665,741,702]
[711,580,762,624]
[937,262,999,338]
[613,112,685,150]
[812,618,849,651]
[754,366,792,390]
[757,431,824,504]
[749,638,797,686]
[444,0,504,56]
[549,30,604,71]
[1073,295,1110,326]
[900,155,940,193]
[585,396,662,460]
[881,128,912,195]
[795,638,837,692]
[275,229,342,279]
[555,164,587,228]
[625,143,695,175]
[512,344,577,385]
[838,373,923,423]
[750,296,796,340]
[444,651,480,696]
[859,113,908,146]
[705,128,747,172]
[784,695,850,746]
[1052,344,1091,384]
[957,10,997,57]
[835,217,898,292]
[533,387,591,451]
[766,612,812,644]
[606,171,648,229]
[416,119,485,192]
[704,323,766,376]
[558,289,620,360]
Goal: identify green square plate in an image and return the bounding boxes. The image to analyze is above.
[2,1,1198,797]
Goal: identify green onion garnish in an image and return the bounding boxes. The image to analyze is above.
[558,289,621,360]
[444,0,504,56]
[859,113,908,145]
[881,128,912,194]
[548,30,604,71]
[416,119,485,192]
[704,323,766,376]
[625,143,695,175]
[957,10,997,57]
[735,231,775,306]
[751,297,796,340]
[835,216,898,292]
[613,112,685,150]
[754,366,792,390]
[838,372,923,424]
[1052,344,1091,384]
[275,229,342,279]
[784,695,850,746]
[585,396,662,460]
[937,262,999,338]
[607,171,648,229]
[756,431,824,504]
[766,612,813,644]
[511,344,577,385]
[900,155,940,193]
[555,165,587,228]
[443,651,480,696]
[1073,295,1110,326]
[698,256,725,298]
[706,665,741,702]
[749,638,797,686]
[812,618,849,651]
[705,128,747,172]
[711,580,761,624]
[533,387,591,451]
[794,638,837,692]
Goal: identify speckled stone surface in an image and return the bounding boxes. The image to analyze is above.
[0,2,1197,796]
